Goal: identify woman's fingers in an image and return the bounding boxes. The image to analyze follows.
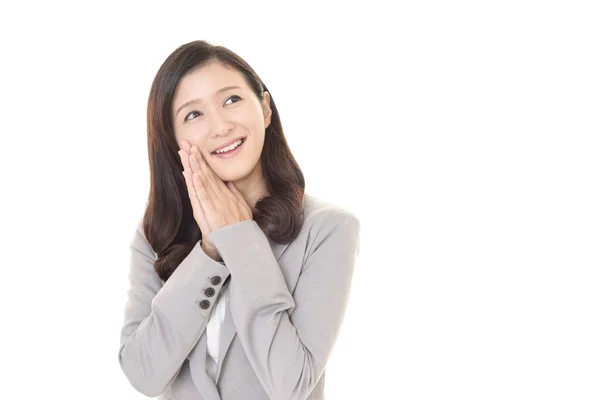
[192,146,234,202]
[226,181,246,207]
[179,150,199,206]
[178,149,210,233]
[178,150,202,213]
[189,151,216,203]
[189,152,220,225]
[180,142,252,229]
[226,181,253,220]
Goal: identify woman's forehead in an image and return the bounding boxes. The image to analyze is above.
[172,63,248,105]
[181,63,245,91]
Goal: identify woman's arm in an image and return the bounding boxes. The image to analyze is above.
[118,222,230,397]
[209,210,361,400]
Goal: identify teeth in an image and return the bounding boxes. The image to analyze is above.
[215,139,243,154]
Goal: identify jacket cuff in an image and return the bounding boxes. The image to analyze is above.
[209,220,289,301]
[151,241,230,320]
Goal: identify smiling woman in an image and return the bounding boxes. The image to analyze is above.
[171,61,269,187]
[118,40,361,400]
[141,40,306,263]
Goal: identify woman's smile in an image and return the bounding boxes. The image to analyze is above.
[212,137,246,159]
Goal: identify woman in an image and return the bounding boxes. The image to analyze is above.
[118,40,361,400]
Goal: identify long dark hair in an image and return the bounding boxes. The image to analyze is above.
[142,40,305,281]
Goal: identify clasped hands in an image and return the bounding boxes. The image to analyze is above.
[178,140,253,259]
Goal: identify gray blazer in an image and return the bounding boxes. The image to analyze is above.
[118,193,361,400]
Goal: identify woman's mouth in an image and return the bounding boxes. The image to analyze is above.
[211,137,246,159]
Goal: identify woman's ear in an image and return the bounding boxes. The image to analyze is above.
[262,91,272,128]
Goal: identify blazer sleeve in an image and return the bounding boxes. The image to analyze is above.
[118,222,230,397]
[209,210,361,400]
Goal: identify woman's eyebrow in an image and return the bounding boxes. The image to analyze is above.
[175,85,242,116]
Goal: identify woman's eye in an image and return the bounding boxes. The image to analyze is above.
[225,95,242,105]
[183,96,240,122]
[184,110,202,122]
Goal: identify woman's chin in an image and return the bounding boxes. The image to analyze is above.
[215,170,246,184]
[212,161,259,185]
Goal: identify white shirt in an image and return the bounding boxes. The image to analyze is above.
[206,283,229,381]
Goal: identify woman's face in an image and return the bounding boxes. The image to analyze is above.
[171,61,272,183]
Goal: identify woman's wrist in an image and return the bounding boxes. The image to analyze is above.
[201,242,222,262]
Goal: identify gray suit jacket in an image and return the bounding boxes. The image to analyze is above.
[118,193,361,400]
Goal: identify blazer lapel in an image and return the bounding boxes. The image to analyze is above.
[214,237,291,383]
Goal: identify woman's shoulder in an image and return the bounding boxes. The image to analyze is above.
[130,218,158,260]
[301,192,360,229]
[297,193,361,260]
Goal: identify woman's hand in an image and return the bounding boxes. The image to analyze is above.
[178,141,253,257]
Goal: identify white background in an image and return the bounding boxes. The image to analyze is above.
[1,1,599,399]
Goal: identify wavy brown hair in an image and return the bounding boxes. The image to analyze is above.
[142,40,305,282]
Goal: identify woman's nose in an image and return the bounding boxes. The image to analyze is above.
[208,109,235,138]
